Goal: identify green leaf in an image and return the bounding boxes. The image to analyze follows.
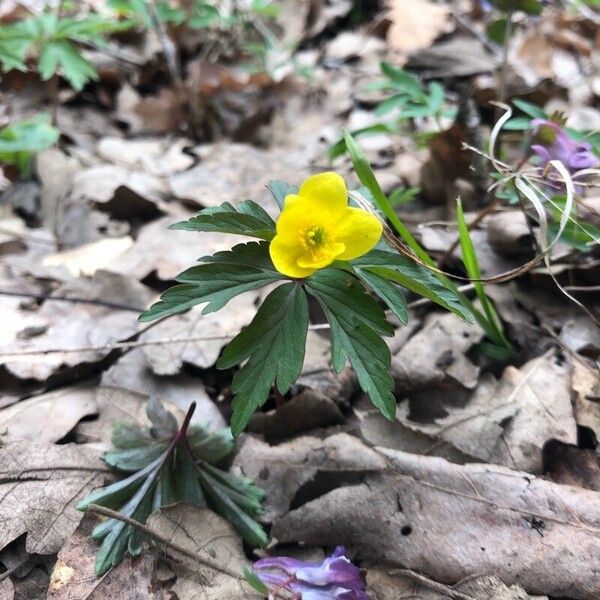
[456,199,512,351]
[171,200,276,240]
[518,0,543,15]
[486,18,508,44]
[0,22,33,72]
[79,399,268,575]
[305,269,396,420]
[512,99,546,119]
[139,242,280,321]
[352,249,471,320]
[352,266,407,324]
[327,123,396,160]
[218,283,309,436]
[380,61,424,98]
[388,186,420,206]
[343,130,490,327]
[374,94,409,117]
[38,39,97,90]
[267,180,298,209]
[426,81,445,115]
[244,567,269,594]
[0,115,59,176]
[503,117,532,131]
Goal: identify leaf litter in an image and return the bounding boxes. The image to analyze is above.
[0,0,599,598]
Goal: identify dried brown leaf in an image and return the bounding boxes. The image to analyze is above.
[232,433,386,522]
[273,445,600,599]
[0,442,105,555]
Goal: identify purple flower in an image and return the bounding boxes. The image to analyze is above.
[531,119,599,174]
[254,546,369,599]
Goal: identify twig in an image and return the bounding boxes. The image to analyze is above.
[0,324,332,358]
[80,40,146,67]
[0,284,483,359]
[86,504,242,580]
[0,290,143,313]
[389,569,477,600]
[451,10,500,55]
[146,0,202,137]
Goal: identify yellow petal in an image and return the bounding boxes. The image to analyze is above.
[335,207,383,260]
[276,195,313,236]
[296,243,345,269]
[269,234,316,278]
[298,172,348,214]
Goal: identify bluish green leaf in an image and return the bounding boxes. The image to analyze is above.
[380,61,424,98]
[503,117,532,131]
[79,398,268,574]
[267,180,298,209]
[374,94,410,116]
[513,99,546,119]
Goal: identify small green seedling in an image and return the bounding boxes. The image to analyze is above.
[0,115,59,176]
[78,398,267,576]
[0,11,132,91]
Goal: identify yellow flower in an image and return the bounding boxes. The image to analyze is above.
[269,172,383,278]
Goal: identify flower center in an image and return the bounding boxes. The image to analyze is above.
[303,225,327,249]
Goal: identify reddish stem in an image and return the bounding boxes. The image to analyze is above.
[174,401,197,443]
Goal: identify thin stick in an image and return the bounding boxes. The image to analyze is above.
[0,324,332,358]
[146,0,202,137]
[388,569,477,600]
[451,10,500,55]
[86,504,243,580]
[0,290,143,313]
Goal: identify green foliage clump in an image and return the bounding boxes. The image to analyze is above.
[0,11,132,90]
[78,398,267,576]
[0,115,59,176]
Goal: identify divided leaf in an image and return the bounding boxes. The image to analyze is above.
[78,399,267,575]
[38,39,98,90]
[171,200,276,240]
[218,283,309,436]
[139,241,281,321]
[353,249,471,320]
[267,180,298,209]
[305,269,396,420]
[351,266,407,325]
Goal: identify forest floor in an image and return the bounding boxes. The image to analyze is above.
[0,0,600,599]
